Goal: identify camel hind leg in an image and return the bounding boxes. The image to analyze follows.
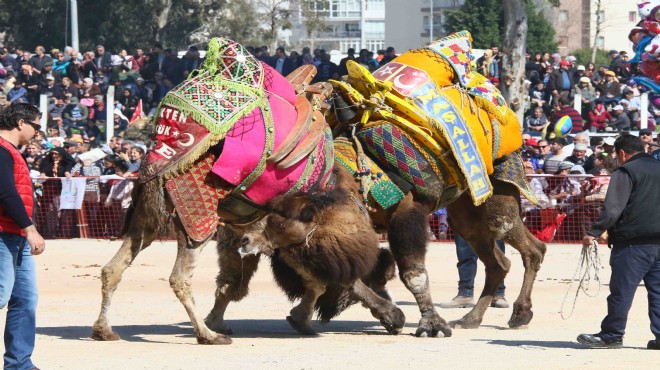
[447,179,546,329]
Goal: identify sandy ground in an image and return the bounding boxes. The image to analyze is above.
[1,239,657,369]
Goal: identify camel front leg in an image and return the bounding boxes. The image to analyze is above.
[352,279,406,334]
[170,227,232,345]
[388,197,452,338]
[92,228,157,341]
[205,226,261,335]
[279,253,325,335]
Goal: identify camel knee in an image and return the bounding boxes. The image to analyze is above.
[401,268,428,294]
[169,276,192,301]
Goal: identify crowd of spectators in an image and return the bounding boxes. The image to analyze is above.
[522,49,653,136]
[4,41,660,241]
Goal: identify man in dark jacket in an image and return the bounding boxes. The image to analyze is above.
[578,134,660,350]
[268,47,296,76]
[546,60,575,99]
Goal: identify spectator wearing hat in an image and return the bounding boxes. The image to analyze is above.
[652,133,660,160]
[524,106,549,137]
[639,128,655,153]
[566,143,589,167]
[39,75,56,98]
[595,70,621,108]
[588,103,612,133]
[38,60,54,85]
[574,65,586,81]
[524,138,545,171]
[574,76,597,124]
[62,96,88,129]
[547,59,576,99]
[549,161,582,209]
[609,105,631,132]
[608,49,629,79]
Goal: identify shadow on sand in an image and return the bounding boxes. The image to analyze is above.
[37,319,402,344]
[474,338,584,349]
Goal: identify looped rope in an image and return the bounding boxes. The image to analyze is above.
[560,239,602,320]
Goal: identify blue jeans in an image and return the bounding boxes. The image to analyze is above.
[0,232,38,370]
[599,243,660,342]
[455,234,506,297]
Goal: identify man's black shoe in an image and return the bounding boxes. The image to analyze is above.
[648,340,660,350]
[577,333,623,348]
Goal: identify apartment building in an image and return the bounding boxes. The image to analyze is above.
[288,0,386,53]
[384,0,465,53]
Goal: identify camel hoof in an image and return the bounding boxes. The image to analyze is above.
[508,310,533,329]
[379,307,406,335]
[91,327,121,341]
[204,319,234,335]
[197,334,233,345]
[286,316,317,336]
[415,313,452,338]
[449,318,480,329]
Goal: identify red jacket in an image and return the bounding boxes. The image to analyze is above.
[0,137,33,236]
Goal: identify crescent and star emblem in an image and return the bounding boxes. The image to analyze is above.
[178,133,195,147]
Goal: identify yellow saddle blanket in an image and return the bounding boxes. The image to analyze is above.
[332,31,522,205]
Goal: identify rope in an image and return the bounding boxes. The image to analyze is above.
[560,239,602,320]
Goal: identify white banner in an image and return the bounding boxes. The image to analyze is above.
[59,178,87,210]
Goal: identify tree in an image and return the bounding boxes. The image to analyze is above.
[299,0,329,51]
[0,0,228,53]
[443,0,503,49]
[255,0,291,51]
[501,0,528,124]
[526,1,558,53]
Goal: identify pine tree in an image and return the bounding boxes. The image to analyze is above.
[526,2,558,53]
[443,0,503,49]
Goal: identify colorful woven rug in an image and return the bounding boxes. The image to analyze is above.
[356,122,447,203]
[333,138,404,210]
[491,152,538,206]
[164,152,231,242]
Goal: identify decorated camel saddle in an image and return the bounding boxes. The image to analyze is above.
[331,30,526,207]
[140,38,334,241]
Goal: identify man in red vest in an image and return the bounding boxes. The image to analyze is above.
[0,103,46,369]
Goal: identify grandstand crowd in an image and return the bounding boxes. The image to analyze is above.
[1,42,659,241]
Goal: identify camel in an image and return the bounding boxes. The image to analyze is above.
[92,35,547,345]
[210,165,406,336]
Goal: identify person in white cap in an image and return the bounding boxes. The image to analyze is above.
[574,76,596,122]
[608,105,630,132]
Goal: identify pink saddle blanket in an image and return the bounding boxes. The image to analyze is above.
[211,63,318,205]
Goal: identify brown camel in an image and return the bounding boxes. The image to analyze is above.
[207,165,405,336]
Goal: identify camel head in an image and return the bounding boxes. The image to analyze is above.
[236,218,274,257]
[264,191,341,248]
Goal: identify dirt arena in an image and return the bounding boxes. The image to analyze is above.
[1,239,657,369]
